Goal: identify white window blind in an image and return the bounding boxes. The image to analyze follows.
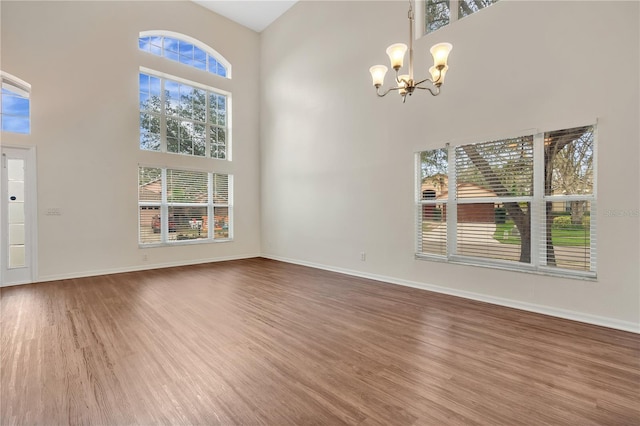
[456,137,533,199]
[417,148,448,256]
[455,136,533,264]
[167,169,209,242]
[139,167,232,245]
[139,167,162,243]
[416,125,596,278]
[539,125,595,273]
[212,174,231,239]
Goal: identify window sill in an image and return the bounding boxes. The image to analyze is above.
[140,238,233,248]
[415,253,597,281]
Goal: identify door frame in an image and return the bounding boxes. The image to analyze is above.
[1,145,38,286]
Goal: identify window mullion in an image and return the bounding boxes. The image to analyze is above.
[205,91,211,158]
[226,96,231,161]
[228,174,234,239]
[415,153,423,254]
[590,124,598,272]
[531,132,545,267]
[446,142,457,257]
[160,79,167,153]
[208,173,213,239]
[415,0,425,39]
[161,168,168,243]
[450,0,460,22]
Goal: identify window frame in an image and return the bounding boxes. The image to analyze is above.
[1,71,31,135]
[415,125,597,280]
[139,30,232,79]
[138,166,233,247]
[139,67,232,161]
[420,0,500,35]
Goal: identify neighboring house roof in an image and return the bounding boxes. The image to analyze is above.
[437,183,498,200]
[139,179,162,202]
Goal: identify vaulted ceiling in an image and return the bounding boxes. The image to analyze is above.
[192,1,298,32]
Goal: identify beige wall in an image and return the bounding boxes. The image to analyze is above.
[1,1,262,280]
[260,1,640,331]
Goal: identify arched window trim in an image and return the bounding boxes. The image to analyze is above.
[1,71,31,98]
[139,30,232,79]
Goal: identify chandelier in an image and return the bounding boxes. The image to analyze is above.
[369,0,453,103]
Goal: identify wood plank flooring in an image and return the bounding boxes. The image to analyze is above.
[1,258,639,425]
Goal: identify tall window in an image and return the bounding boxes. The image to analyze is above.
[139,32,230,78]
[417,125,596,278]
[137,32,233,248]
[139,167,232,245]
[1,73,30,134]
[139,72,228,159]
[425,0,499,34]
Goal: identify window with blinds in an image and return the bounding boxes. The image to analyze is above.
[540,125,595,272]
[138,167,232,245]
[455,136,533,264]
[418,148,448,256]
[416,125,596,278]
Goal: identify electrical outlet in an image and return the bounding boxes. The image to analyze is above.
[360,252,366,261]
[142,254,149,262]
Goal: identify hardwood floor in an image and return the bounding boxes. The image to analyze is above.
[1,258,638,425]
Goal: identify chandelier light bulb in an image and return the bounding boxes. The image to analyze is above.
[429,65,448,86]
[430,42,453,69]
[386,43,408,70]
[369,65,388,86]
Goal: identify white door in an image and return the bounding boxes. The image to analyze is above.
[1,146,37,286]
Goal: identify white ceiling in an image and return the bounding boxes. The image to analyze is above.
[192,1,298,32]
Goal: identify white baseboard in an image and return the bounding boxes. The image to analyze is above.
[262,254,640,334]
[35,253,262,284]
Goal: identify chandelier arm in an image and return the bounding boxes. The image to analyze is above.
[415,85,441,96]
[376,86,405,97]
[416,66,444,86]
[414,77,434,86]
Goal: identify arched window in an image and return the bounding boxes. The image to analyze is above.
[1,72,30,134]
[139,31,231,78]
